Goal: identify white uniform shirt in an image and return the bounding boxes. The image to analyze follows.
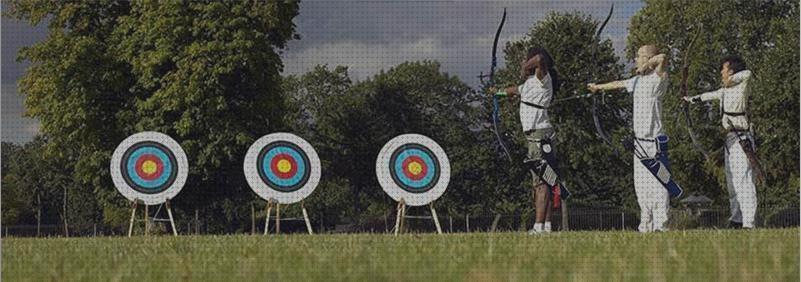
[623,71,669,138]
[517,73,553,131]
[693,70,752,130]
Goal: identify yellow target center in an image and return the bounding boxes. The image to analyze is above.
[277,159,292,173]
[407,161,423,175]
[141,160,158,175]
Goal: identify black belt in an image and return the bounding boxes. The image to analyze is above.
[729,128,749,133]
[524,129,552,135]
[635,137,655,142]
[521,101,547,109]
[723,111,746,116]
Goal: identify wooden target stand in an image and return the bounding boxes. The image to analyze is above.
[127,199,178,237]
[262,199,314,235]
[392,199,443,235]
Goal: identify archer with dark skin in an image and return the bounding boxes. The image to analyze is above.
[491,47,560,234]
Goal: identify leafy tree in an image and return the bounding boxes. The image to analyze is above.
[494,12,632,209]
[8,1,301,231]
[628,0,799,218]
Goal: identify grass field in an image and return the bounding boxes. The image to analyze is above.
[3,228,798,281]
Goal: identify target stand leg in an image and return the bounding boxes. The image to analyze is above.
[264,200,274,235]
[394,200,406,236]
[301,201,313,235]
[166,199,178,236]
[128,201,138,237]
[430,202,443,234]
[144,204,150,236]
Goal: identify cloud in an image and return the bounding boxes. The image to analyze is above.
[1,83,39,144]
[281,0,643,86]
[0,1,643,144]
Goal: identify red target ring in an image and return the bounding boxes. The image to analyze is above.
[134,154,164,181]
[270,153,298,179]
[401,156,428,181]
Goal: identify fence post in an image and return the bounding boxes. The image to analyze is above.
[466,215,470,232]
[251,203,256,235]
[449,216,453,233]
[621,212,625,230]
[490,214,501,233]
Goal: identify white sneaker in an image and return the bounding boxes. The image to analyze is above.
[528,223,544,235]
[544,221,552,233]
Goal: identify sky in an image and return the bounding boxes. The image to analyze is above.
[1,0,644,144]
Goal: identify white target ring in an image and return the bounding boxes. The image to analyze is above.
[244,133,321,204]
[110,132,189,205]
[376,134,450,206]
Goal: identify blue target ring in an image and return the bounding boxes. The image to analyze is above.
[389,144,440,193]
[120,141,179,194]
[256,141,311,192]
[392,149,437,189]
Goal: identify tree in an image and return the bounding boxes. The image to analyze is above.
[493,12,632,209]
[283,62,498,226]
[8,1,301,231]
[628,0,799,217]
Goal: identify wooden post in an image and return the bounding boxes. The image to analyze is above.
[384,213,388,232]
[490,214,501,233]
[128,201,138,237]
[166,199,178,236]
[36,194,41,237]
[393,200,404,235]
[144,204,149,236]
[466,214,470,232]
[251,202,256,235]
[449,216,453,233]
[128,201,137,237]
[430,203,442,234]
[264,200,273,235]
[399,201,408,234]
[194,209,199,235]
[275,203,281,234]
[62,186,69,237]
[301,201,313,235]
[561,199,569,231]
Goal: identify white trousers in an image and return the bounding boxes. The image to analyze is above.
[633,140,669,232]
[725,132,758,228]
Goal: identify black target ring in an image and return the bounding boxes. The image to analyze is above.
[120,141,179,195]
[256,141,311,193]
[388,143,440,193]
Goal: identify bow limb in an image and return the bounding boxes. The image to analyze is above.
[590,4,619,154]
[489,8,512,162]
[679,22,711,162]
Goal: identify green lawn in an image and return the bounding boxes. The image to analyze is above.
[3,228,798,281]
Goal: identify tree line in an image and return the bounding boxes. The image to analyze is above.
[2,0,797,234]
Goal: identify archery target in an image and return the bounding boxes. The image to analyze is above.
[376,134,450,206]
[244,133,321,204]
[110,132,189,205]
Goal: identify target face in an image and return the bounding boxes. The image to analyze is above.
[376,134,450,206]
[244,133,321,204]
[111,132,189,205]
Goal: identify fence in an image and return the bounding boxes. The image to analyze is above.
[3,207,797,237]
